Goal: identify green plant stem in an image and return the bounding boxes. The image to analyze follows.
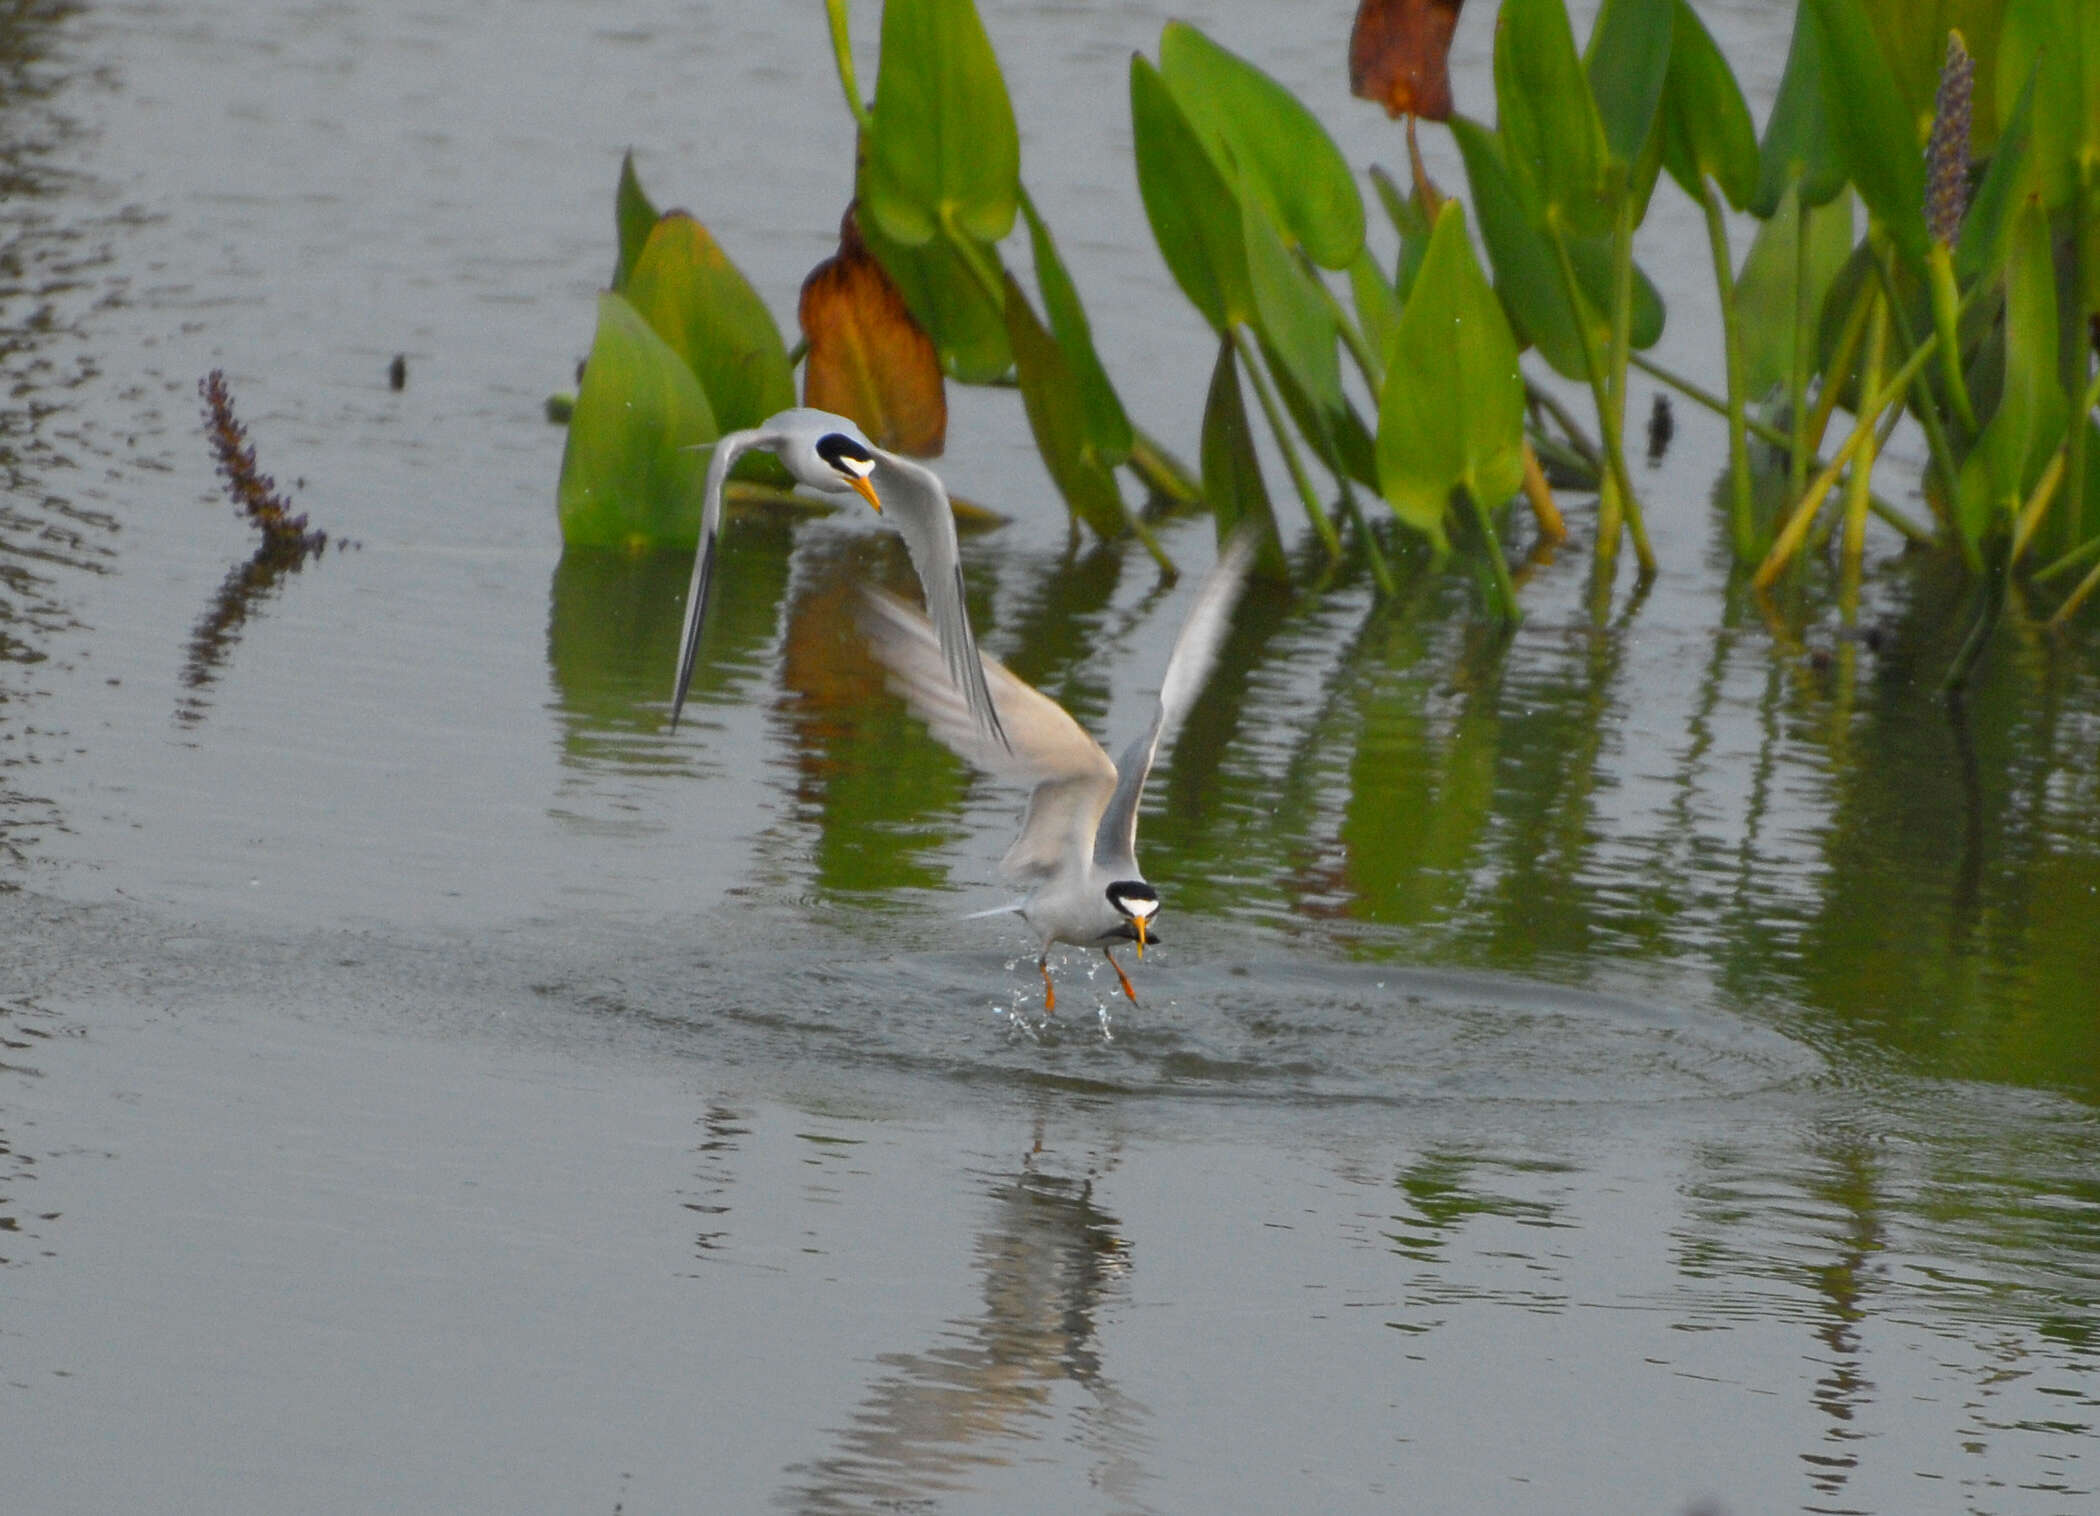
[1697,178,1755,560]
[1628,354,1790,452]
[2010,449,2068,566]
[2062,345,2097,549]
[2034,531,2100,584]
[2047,551,2100,626]
[1344,488,1398,597]
[1126,427,1204,505]
[1804,281,1875,461]
[1944,540,2008,692]
[1526,381,1602,467]
[1787,182,1814,506]
[823,0,874,133]
[1753,320,1944,591]
[1464,485,1521,622]
[1839,291,1890,618]
[1230,325,1342,560]
[1872,248,1967,538]
[1623,350,1932,543]
[1926,242,1978,434]
[1309,258,1383,396]
[1545,216,1653,575]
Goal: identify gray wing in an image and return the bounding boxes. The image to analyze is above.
[1092,528,1258,875]
[865,450,1011,753]
[858,587,1116,885]
[670,425,779,730]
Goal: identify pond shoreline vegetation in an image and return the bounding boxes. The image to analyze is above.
[553,0,2100,690]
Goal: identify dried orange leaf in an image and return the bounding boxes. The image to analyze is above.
[1348,0,1465,122]
[797,207,948,458]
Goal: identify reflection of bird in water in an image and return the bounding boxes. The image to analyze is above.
[670,407,1006,751]
[860,530,1257,1011]
[786,1164,1147,1515]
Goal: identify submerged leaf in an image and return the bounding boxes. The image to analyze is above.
[799,209,947,457]
[1161,21,1366,269]
[1348,0,1465,122]
[1377,200,1526,545]
[863,0,1020,247]
[557,292,717,550]
[622,213,795,437]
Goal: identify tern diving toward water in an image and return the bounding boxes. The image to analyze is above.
[670,407,1006,749]
[859,528,1258,1013]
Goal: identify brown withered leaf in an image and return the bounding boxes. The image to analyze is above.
[1349,0,1464,122]
[798,205,947,458]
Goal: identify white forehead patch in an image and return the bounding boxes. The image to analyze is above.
[837,453,874,478]
[1123,895,1159,920]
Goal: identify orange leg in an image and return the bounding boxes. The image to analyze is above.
[1103,947,1138,1003]
[1038,953,1056,1015]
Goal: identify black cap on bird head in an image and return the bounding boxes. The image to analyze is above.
[814,432,882,512]
[1106,880,1160,956]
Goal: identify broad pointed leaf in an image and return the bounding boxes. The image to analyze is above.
[863,0,1019,246]
[1807,0,1929,267]
[1130,53,1253,332]
[1160,21,1365,269]
[1377,201,1526,544]
[1584,0,1674,175]
[1659,0,1757,210]
[855,196,1012,383]
[612,150,659,293]
[557,293,717,549]
[1734,184,1856,395]
[1006,275,1128,541]
[1956,198,2068,544]
[623,213,795,437]
[799,212,947,457]
[1752,0,1850,216]
[1494,0,1613,236]
[1019,188,1132,467]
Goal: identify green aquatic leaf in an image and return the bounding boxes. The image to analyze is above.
[856,202,1011,384]
[1450,118,1663,376]
[1957,63,2038,286]
[863,0,1019,248]
[1734,184,1856,396]
[1243,195,1353,476]
[1018,188,1132,467]
[1158,21,1365,270]
[1659,0,1758,210]
[612,150,659,293]
[1807,0,1929,266]
[1584,0,1674,176]
[557,293,717,550]
[1494,0,1613,235]
[1752,0,1850,216]
[1377,200,1526,547]
[1997,0,2098,212]
[622,213,794,437]
[1350,246,1406,380]
[1957,199,2068,544]
[1198,336,1289,579]
[1005,275,1128,541]
[1130,52,1253,333]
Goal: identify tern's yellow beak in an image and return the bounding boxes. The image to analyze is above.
[847,474,882,514]
[1134,914,1148,959]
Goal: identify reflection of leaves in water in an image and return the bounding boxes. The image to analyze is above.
[544,508,796,770]
[787,1165,1150,1514]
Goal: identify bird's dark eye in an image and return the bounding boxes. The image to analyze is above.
[815,432,875,478]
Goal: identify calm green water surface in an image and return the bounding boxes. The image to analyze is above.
[0,2,2095,1513]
